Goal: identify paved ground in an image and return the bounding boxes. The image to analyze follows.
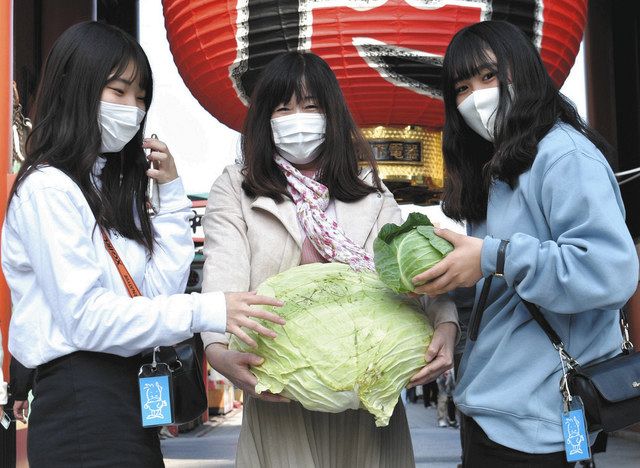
[162,402,640,467]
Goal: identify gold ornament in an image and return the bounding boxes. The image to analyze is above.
[361,125,444,189]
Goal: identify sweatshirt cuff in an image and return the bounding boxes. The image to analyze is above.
[202,331,230,350]
[191,292,226,334]
[481,236,502,277]
[157,177,191,213]
[421,294,461,345]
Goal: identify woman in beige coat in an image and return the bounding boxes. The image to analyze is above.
[202,52,458,468]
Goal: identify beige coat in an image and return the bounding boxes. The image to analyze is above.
[200,164,457,467]
[201,164,457,347]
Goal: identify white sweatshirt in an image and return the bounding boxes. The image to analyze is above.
[2,163,226,368]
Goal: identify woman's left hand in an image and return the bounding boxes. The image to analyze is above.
[143,137,178,184]
[408,321,457,387]
[412,228,484,296]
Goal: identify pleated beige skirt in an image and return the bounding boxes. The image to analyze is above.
[235,397,415,468]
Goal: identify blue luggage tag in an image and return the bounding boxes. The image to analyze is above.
[561,396,591,463]
[139,361,173,427]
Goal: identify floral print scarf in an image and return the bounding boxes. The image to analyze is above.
[274,155,375,271]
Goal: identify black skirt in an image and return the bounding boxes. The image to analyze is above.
[28,351,164,468]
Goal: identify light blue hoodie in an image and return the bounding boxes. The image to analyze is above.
[454,123,639,453]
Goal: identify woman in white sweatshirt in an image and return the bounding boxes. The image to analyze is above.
[1,21,283,467]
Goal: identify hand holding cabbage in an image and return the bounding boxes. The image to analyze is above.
[372,211,480,296]
[229,262,433,426]
[373,212,454,293]
[411,226,484,296]
[371,212,459,385]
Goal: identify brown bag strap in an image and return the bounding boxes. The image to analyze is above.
[100,227,142,298]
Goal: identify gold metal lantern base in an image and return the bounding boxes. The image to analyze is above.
[361,125,444,205]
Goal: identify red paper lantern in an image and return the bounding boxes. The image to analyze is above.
[162,0,586,131]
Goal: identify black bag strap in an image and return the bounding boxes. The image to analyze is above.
[468,238,634,360]
[468,275,492,341]
[468,239,507,341]
[524,298,634,362]
[521,300,582,368]
[521,300,564,349]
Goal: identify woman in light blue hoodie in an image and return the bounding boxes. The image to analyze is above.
[413,21,638,467]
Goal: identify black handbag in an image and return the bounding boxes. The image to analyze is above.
[468,239,640,433]
[522,300,640,433]
[140,336,208,425]
[101,228,208,426]
[568,351,640,432]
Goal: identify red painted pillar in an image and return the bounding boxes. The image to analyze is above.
[0,0,12,379]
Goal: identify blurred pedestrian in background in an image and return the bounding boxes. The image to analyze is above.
[436,369,458,428]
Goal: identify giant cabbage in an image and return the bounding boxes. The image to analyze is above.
[373,212,453,293]
[229,262,433,426]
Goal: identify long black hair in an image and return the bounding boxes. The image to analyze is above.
[10,21,155,251]
[440,20,611,223]
[240,51,382,202]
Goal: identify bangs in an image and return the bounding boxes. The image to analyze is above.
[257,53,322,111]
[445,33,497,83]
[267,72,308,109]
[278,73,307,106]
[107,44,152,92]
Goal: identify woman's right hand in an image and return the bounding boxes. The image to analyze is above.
[224,291,286,347]
[143,137,179,184]
[13,399,29,423]
[407,321,456,387]
[206,343,289,403]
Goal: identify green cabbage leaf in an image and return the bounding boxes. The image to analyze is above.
[229,262,433,426]
[373,212,454,293]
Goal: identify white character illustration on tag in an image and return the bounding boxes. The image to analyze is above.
[143,381,168,419]
[565,416,585,455]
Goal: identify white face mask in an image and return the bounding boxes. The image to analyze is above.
[271,113,326,165]
[457,86,512,142]
[98,101,146,153]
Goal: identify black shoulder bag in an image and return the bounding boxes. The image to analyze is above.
[470,239,640,433]
[101,228,208,425]
[521,300,639,433]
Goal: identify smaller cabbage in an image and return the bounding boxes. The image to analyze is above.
[373,212,453,293]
